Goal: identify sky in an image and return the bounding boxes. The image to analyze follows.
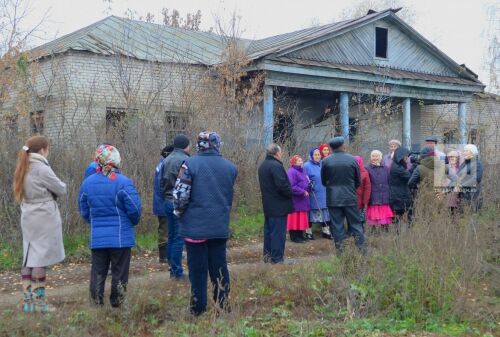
[22,0,498,89]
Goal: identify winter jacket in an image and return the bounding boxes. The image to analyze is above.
[153,157,166,216]
[161,148,190,202]
[366,164,391,205]
[84,162,98,179]
[21,153,67,267]
[303,160,327,210]
[389,148,412,212]
[176,149,238,240]
[408,156,444,189]
[321,150,360,207]
[258,155,294,217]
[455,158,483,203]
[287,166,311,212]
[355,156,371,209]
[79,172,142,249]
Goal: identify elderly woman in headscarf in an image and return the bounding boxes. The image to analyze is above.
[444,149,461,213]
[454,144,483,211]
[318,143,330,160]
[79,144,142,308]
[366,149,394,232]
[303,148,333,240]
[287,155,311,243]
[382,139,402,170]
[389,147,412,224]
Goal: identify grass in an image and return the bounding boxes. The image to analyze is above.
[0,209,264,271]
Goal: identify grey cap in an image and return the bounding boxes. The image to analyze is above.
[328,136,345,150]
[425,135,439,143]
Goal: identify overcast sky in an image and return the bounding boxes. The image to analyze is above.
[24,0,498,89]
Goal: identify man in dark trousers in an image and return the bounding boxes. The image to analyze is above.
[321,136,366,255]
[258,143,294,264]
[173,131,238,316]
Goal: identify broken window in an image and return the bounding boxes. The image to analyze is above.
[165,111,188,143]
[30,110,44,134]
[106,107,137,139]
[375,27,388,58]
[443,128,458,144]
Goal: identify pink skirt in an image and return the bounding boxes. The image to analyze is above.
[366,204,394,226]
[287,211,309,230]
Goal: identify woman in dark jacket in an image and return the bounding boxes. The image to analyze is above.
[366,150,394,232]
[455,144,483,211]
[389,147,411,222]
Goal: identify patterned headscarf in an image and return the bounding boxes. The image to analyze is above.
[196,131,222,153]
[318,143,329,159]
[95,144,121,179]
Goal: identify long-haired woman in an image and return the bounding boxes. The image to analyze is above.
[13,135,67,313]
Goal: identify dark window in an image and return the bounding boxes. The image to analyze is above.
[349,118,358,142]
[443,128,458,144]
[106,107,137,139]
[165,111,188,143]
[30,110,44,134]
[375,27,388,58]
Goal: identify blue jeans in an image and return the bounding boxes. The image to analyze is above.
[263,216,287,263]
[164,201,184,277]
[186,239,230,316]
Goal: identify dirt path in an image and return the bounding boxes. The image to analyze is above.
[0,238,335,306]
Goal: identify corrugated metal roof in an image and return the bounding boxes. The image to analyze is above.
[29,16,246,65]
[271,57,482,86]
[272,57,482,86]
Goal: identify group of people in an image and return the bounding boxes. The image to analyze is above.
[13,132,483,315]
[257,135,484,264]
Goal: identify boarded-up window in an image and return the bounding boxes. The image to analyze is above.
[165,111,187,143]
[375,27,388,58]
[30,110,44,134]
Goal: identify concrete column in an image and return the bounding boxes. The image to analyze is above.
[402,98,411,149]
[458,102,467,145]
[263,85,274,145]
[339,92,349,142]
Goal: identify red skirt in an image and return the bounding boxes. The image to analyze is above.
[366,204,394,226]
[287,211,309,230]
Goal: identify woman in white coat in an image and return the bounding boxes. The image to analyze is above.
[13,135,67,313]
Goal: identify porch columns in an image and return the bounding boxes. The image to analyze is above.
[339,92,349,142]
[402,98,411,149]
[458,102,467,145]
[263,85,274,145]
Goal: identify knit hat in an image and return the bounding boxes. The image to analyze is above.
[196,131,222,153]
[318,143,329,159]
[329,136,344,150]
[173,134,190,149]
[463,144,479,156]
[389,139,402,147]
[289,154,302,166]
[95,144,121,179]
[420,146,435,159]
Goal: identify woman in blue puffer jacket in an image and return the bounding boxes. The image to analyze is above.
[78,144,141,307]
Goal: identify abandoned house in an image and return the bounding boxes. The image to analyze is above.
[5,8,499,160]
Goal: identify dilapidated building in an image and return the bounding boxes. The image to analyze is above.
[7,8,499,159]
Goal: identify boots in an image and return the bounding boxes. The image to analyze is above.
[158,243,168,263]
[32,282,55,313]
[289,230,305,243]
[322,225,333,240]
[305,228,314,240]
[21,285,33,313]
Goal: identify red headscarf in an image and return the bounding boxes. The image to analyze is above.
[289,154,302,166]
[318,143,329,159]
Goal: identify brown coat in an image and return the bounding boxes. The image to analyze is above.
[21,153,67,267]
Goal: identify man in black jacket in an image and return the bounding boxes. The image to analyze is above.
[321,137,365,255]
[258,143,293,264]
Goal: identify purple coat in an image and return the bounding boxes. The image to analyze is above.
[287,166,311,212]
[366,164,390,205]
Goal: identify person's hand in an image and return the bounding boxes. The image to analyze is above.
[304,191,309,197]
[173,209,183,218]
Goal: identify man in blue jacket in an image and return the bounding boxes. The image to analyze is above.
[161,134,190,279]
[79,145,142,307]
[173,131,238,316]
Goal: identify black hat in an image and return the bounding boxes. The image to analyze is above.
[425,135,439,143]
[173,134,190,149]
[328,136,344,150]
